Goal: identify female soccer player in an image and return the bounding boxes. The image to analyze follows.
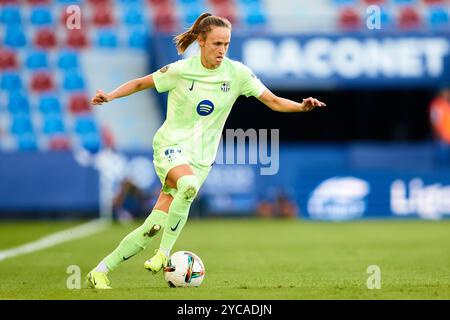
[87,13,325,289]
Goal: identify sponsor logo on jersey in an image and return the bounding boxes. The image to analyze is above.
[196,100,215,116]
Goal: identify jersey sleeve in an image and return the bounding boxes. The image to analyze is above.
[237,63,266,98]
[152,60,183,93]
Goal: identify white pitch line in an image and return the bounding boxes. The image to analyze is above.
[0,219,111,262]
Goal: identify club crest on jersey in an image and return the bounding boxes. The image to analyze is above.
[159,65,170,73]
[221,82,231,92]
[196,100,214,116]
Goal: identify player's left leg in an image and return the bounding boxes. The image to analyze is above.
[145,164,199,273]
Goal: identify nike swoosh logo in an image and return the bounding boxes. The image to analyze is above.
[188,80,194,91]
[123,254,135,261]
[171,219,181,232]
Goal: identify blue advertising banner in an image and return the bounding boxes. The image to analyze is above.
[1,144,449,220]
[0,152,99,213]
[152,34,450,89]
[202,143,450,220]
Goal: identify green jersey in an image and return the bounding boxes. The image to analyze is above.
[152,55,266,167]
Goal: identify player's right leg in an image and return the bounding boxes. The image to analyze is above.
[86,191,172,289]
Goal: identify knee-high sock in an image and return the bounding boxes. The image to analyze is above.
[160,175,199,254]
[102,209,167,271]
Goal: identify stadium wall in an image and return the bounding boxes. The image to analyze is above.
[1,143,449,220]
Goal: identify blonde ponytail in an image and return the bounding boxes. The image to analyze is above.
[173,12,231,55]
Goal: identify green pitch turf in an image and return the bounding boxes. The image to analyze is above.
[0,218,449,299]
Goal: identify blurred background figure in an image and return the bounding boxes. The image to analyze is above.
[256,187,299,219]
[272,189,298,218]
[429,87,450,167]
[112,178,154,223]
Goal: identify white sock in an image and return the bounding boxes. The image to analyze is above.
[160,248,170,258]
[95,260,109,273]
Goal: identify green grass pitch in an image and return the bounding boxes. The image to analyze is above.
[0,218,449,299]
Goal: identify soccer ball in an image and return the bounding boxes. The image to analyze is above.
[163,251,205,288]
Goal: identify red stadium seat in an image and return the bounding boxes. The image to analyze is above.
[87,0,112,6]
[69,93,91,114]
[66,29,89,49]
[92,4,115,27]
[398,6,421,30]
[148,0,172,6]
[26,0,50,5]
[214,3,237,25]
[209,0,233,5]
[0,49,18,71]
[49,136,71,150]
[362,0,386,5]
[153,5,178,33]
[0,0,19,4]
[423,0,445,5]
[30,72,55,92]
[34,28,57,49]
[338,7,362,31]
[101,127,115,149]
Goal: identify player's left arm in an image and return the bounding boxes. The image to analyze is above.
[257,88,326,112]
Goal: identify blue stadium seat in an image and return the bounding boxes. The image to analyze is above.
[26,50,49,70]
[237,0,261,5]
[332,0,358,6]
[1,71,22,91]
[75,117,98,134]
[4,26,27,48]
[128,28,149,49]
[119,0,143,4]
[42,114,66,135]
[177,0,205,5]
[17,133,38,151]
[80,132,101,153]
[373,6,395,30]
[39,95,62,114]
[123,6,145,26]
[181,5,203,27]
[96,29,119,48]
[30,6,53,25]
[0,6,22,25]
[428,6,449,28]
[392,0,418,5]
[63,71,85,91]
[244,5,268,27]
[7,91,30,114]
[57,50,79,70]
[57,0,82,3]
[11,114,33,135]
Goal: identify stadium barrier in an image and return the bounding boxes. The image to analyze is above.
[1,143,448,220]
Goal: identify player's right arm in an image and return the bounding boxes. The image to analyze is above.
[91,74,156,105]
[92,61,182,105]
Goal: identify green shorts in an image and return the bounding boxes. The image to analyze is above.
[153,145,212,198]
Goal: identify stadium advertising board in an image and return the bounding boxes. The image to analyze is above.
[0,147,449,220]
[153,34,450,89]
[301,174,450,221]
